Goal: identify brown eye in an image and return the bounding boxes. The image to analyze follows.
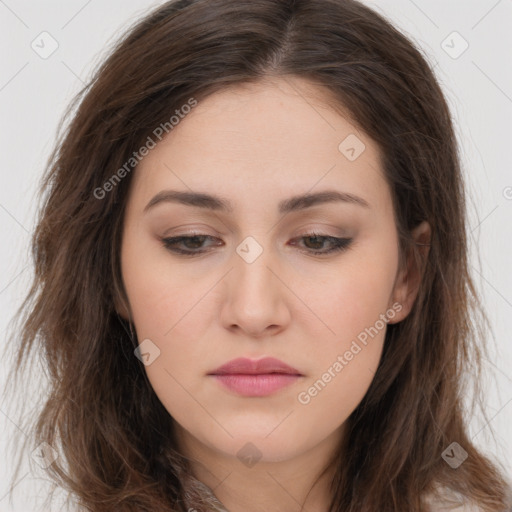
[162,234,222,255]
[292,233,353,255]
[161,233,353,257]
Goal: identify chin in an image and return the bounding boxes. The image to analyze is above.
[197,425,312,464]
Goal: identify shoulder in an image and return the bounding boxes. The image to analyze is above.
[423,483,512,512]
[423,494,482,512]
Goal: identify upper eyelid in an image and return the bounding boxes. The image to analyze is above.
[161,233,352,252]
[162,223,350,237]
[162,231,346,241]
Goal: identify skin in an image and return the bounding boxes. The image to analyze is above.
[118,76,430,512]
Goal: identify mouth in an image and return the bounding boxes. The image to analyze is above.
[209,373,302,397]
[208,357,303,397]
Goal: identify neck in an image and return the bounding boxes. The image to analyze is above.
[174,424,343,512]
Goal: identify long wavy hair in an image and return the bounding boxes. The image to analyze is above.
[4,0,511,510]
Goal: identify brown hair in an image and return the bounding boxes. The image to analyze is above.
[4,0,511,510]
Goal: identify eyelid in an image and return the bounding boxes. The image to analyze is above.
[290,223,350,238]
[160,231,353,257]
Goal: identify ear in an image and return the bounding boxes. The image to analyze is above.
[387,221,431,324]
[113,284,132,321]
[115,297,131,321]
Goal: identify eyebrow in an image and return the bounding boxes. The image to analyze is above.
[143,189,370,214]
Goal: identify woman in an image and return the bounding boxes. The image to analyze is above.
[5,0,511,510]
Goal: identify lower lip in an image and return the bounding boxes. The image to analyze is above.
[211,373,302,396]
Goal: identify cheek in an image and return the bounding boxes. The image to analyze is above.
[311,248,398,350]
[295,245,398,410]
[121,261,212,431]
[294,345,381,447]
[120,232,215,409]
[120,228,203,335]
[295,277,392,433]
[122,265,209,391]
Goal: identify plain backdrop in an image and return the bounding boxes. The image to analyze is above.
[0,1,511,510]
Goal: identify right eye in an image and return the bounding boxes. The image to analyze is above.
[161,234,221,255]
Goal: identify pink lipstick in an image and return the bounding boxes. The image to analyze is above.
[208,357,303,397]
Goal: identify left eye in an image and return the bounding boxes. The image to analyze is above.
[161,233,353,256]
[294,233,353,254]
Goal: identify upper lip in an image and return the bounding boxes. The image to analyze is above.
[209,357,302,376]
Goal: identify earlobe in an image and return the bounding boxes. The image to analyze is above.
[115,302,131,321]
[388,221,431,324]
[114,289,132,321]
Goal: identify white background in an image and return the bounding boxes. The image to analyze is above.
[0,1,511,510]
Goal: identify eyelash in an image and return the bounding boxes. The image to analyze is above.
[161,232,353,257]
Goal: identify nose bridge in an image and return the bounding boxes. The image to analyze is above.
[232,234,276,297]
[221,234,289,335]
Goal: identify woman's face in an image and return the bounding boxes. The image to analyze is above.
[119,76,419,467]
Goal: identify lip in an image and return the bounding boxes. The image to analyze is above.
[209,357,302,376]
[208,357,303,397]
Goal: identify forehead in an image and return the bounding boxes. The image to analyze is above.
[130,76,391,217]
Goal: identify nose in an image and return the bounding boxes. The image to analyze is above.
[219,240,291,338]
